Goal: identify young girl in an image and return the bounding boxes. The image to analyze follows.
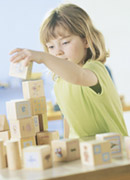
[9,3,128,140]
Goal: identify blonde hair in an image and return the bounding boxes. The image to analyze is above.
[40,4,109,63]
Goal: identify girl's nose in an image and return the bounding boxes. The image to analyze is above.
[55,48,64,57]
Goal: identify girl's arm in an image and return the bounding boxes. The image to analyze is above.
[9,48,98,86]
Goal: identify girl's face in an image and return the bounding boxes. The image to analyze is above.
[46,26,88,66]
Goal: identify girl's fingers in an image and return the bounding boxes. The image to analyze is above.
[9,48,23,55]
[10,53,25,63]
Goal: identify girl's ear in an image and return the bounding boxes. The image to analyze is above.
[84,39,89,48]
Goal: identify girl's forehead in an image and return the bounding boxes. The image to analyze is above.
[48,26,71,41]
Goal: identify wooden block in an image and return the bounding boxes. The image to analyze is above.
[22,79,45,99]
[38,114,48,131]
[0,140,6,169]
[51,138,80,162]
[124,136,130,159]
[9,61,33,80]
[0,130,11,142]
[32,115,40,134]
[23,145,52,170]
[36,131,59,145]
[30,96,47,115]
[80,140,111,166]
[96,132,123,157]
[10,118,35,138]
[6,99,32,120]
[6,140,21,170]
[12,136,36,156]
[0,115,9,131]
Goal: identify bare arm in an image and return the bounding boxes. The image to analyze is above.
[9,48,98,86]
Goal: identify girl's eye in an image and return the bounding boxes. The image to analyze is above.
[62,41,69,45]
[48,46,54,49]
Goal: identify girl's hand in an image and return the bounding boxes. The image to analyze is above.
[9,48,43,66]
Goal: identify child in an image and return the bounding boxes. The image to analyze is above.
[9,3,128,140]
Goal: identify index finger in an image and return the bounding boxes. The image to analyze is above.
[9,48,23,55]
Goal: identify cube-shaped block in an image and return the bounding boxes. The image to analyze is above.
[36,131,59,145]
[0,140,7,169]
[30,96,47,115]
[32,115,40,134]
[22,79,45,99]
[23,145,52,170]
[0,115,9,131]
[9,61,33,80]
[51,138,80,162]
[0,130,11,142]
[96,132,123,157]
[80,140,111,166]
[6,99,32,120]
[10,118,35,138]
[124,136,130,159]
[38,114,48,131]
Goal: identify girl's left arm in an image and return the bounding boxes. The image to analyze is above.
[9,48,98,86]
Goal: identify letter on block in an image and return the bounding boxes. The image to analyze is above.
[124,136,130,159]
[23,145,52,170]
[6,99,32,120]
[80,140,112,166]
[32,115,40,134]
[36,131,59,145]
[30,96,47,115]
[96,132,123,157]
[51,138,80,162]
[0,115,9,131]
[10,118,35,138]
[9,61,33,80]
[22,79,45,99]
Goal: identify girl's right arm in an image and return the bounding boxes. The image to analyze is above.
[9,48,98,87]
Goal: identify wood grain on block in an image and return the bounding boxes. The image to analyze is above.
[23,145,52,170]
[6,140,21,170]
[96,132,123,157]
[9,61,33,80]
[22,79,45,99]
[0,140,6,169]
[80,140,111,166]
[30,96,47,116]
[36,131,59,145]
[38,114,48,132]
[6,99,32,120]
[0,115,9,131]
[0,130,11,142]
[10,118,35,138]
[51,138,80,162]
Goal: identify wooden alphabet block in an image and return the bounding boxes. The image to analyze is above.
[96,132,123,157]
[124,136,130,159]
[10,118,35,138]
[32,115,40,134]
[0,115,9,131]
[23,145,52,170]
[6,140,21,170]
[36,131,59,145]
[22,79,45,99]
[6,99,32,120]
[51,138,80,162]
[0,130,11,142]
[30,96,47,116]
[9,61,33,80]
[80,140,111,166]
[38,113,48,131]
[0,140,6,169]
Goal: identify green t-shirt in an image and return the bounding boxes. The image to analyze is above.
[54,60,128,139]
